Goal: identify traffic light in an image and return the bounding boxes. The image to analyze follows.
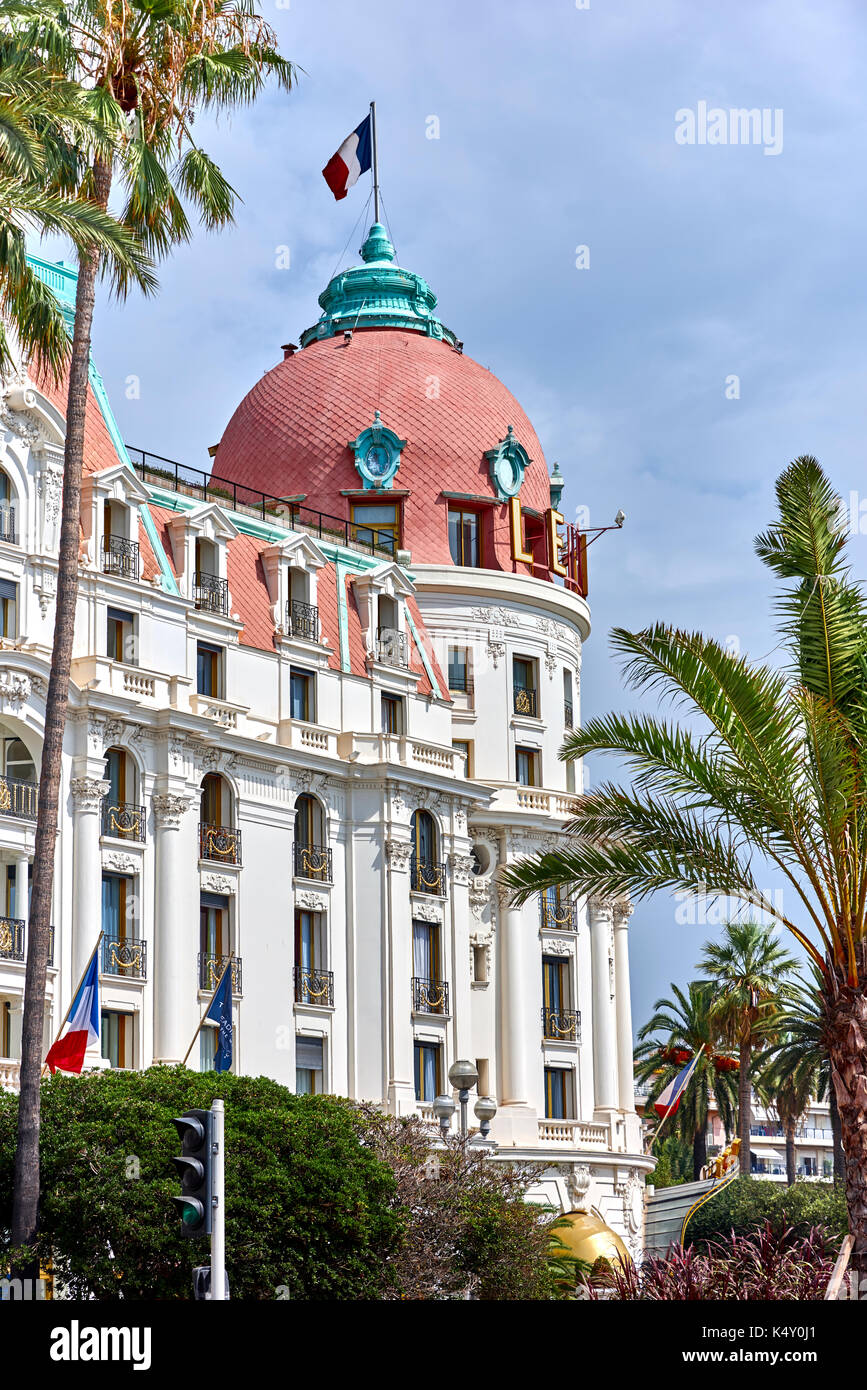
[172,1109,213,1238]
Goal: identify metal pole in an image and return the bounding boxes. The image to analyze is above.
[210,1098,225,1300]
[370,100,380,224]
[459,1088,468,1139]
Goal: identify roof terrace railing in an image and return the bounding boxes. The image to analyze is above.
[127,446,397,559]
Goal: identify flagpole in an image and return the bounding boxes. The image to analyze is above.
[646,1044,705,1153]
[370,100,380,224]
[181,953,234,1068]
[41,931,104,1076]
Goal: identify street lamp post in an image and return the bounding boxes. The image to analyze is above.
[448,1059,479,1138]
[432,1060,498,1143]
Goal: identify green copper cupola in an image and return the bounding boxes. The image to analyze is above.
[299,222,457,348]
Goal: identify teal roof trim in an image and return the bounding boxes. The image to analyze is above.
[404,603,441,699]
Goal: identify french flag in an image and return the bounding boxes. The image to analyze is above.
[45,951,100,1074]
[654,1054,698,1119]
[322,114,372,201]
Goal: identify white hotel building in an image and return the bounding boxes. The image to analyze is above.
[0,228,650,1251]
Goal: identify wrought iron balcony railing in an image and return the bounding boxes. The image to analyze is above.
[376,627,409,669]
[0,504,17,544]
[198,952,242,994]
[0,917,24,962]
[540,896,578,931]
[293,841,333,882]
[564,700,574,729]
[542,1007,581,1043]
[102,935,147,979]
[0,776,37,821]
[294,965,334,1007]
[101,801,146,842]
[199,822,242,866]
[194,570,229,616]
[103,533,140,580]
[513,685,538,717]
[411,976,450,1015]
[410,858,446,896]
[287,599,319,641]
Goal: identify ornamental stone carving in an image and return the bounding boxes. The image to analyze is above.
[385,839,412,873]
[486,638,505,670]
[152,793,192,829]
[70,777,110,812]
[201,873,236,896]
[103,851,139,875]
[410,899,443,924]
[449,852,474,886]
[562,1164,592,1211]
[587,895,616,921]
[541,938,574,957]
[469,875,491,923]
[296,890,328,911]
[0,669,44,709]
[103,718,124,747]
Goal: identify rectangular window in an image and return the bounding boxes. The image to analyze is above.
[200,892,229,962]
[289,667,314,721]
[107,607,135,664]
[414,1040,442,1102]
[412,920,442,983]
[513,656,538,716]
[543,955,570,1013]
[101,872,133,943]
[295,909,324,972]
[447,645,471,694]
[448,508,480,567]
[381,693,403,734]
[200,1026,216,1073]
[515,745,539,786]
[544,1067,574,1120]
[296,1035,324,1095]
[453,740,472,777]
[101,1009,133,1069]
[196,642,223,698]
[351,503,399,556]
[1,1001,10,1059]
[563,668,574,728]
[0,578,17,638]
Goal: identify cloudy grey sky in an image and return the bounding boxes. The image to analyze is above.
[71,0,867,1031]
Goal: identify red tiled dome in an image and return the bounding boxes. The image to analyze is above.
[214,330,552,570]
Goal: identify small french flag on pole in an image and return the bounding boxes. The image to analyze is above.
[654,1055,698,1119]
[322,114,372,201]
[45,950,100,1075]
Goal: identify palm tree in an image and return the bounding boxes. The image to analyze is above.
[4,0,294,1263]
[756,1048,819,1186]
[0,40,152,376]
[762,968,844,1183]
[502,455,867,1271]
[635,981,737,1180]
[699,921,797,1176]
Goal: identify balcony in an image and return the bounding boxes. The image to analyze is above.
[0,504,17,544]
[198,952,242,995]
[0,917,24,962]
[103,533,140,580]
[542,1006,581,1042]
[376,627,409,669]
[0,776,38,821]
[410,858,445,896]
[199,822,242,866]
[101,801,146,842]
[564,700,574,729]
[287,599,319,642]
[293,841,333,883]
[540,896,578,931]
[194,570,229,616]
[411,976,450,1015]
[102,935,147,979]
[294,965,334,1007]
[513,685,538,717]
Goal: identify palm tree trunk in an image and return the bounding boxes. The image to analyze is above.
[826,958,867,1274]
[785,1117,796,1186]
[10,154,112,1261]
[692,1126,707,1181]
[829,1085,845,1184]
[738,1038,752,1176]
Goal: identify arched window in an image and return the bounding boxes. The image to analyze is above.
[410,810,443,895]
[293,794,331,881]
[0,729,37,820]
[199,773,241,865]
[102,747,143,841]
[0,468,17,544]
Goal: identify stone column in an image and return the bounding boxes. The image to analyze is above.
[588,895,618,1113]
[385,837,416,1115]
[71,777,109,983]
[14,855,29,930]
[613,898,636,1112]
[448,851,475,1064]
[152,793,193,1064]
[492,861,538,1147]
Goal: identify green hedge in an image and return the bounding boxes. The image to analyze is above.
[687,1176,848,1248]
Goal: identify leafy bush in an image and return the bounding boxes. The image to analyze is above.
[597,1222,837,1300]
[686,1175,848,1247]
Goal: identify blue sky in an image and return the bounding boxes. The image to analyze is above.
[68,0,867,1032]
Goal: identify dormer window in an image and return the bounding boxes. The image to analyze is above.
[287,566,318,640]
[194,537,228,616]
[103,500,140,580]
[376,594,408,668]
[350,502,399,557]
